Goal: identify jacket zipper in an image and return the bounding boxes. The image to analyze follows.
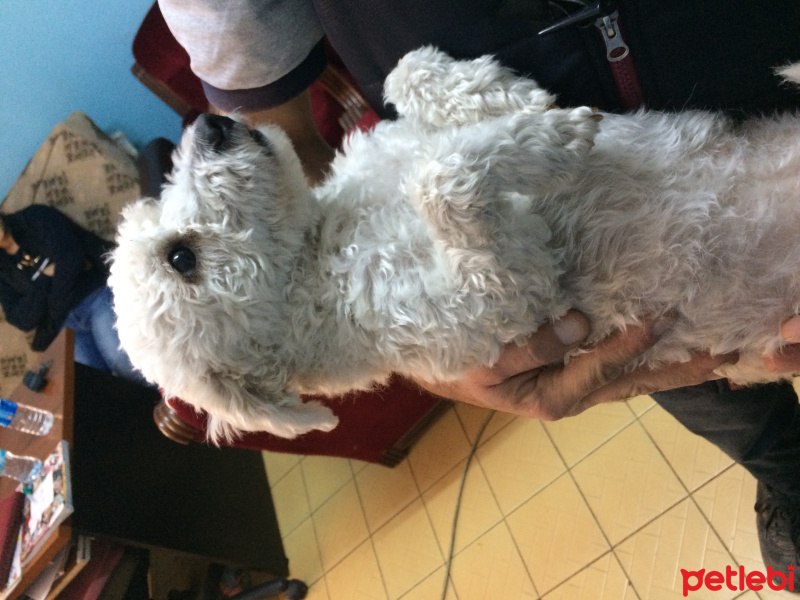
[595,10,644,109]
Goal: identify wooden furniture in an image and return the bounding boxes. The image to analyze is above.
[0,329,293,599]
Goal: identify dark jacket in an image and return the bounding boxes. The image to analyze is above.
[0,205,114,351]
[315,0,800,118]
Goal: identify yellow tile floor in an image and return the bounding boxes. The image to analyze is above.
[262,396,791,599]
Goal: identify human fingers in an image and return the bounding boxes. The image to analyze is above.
[762,316,800,373]
[764,344,800,373]
[533,315,675,409]
[496,315,676,419]
[417,311,592,405]
[569,350,739,416]
[780,315,800,343]
[482,310,591,383]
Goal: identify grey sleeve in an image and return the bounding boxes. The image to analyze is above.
[158,0,325,93]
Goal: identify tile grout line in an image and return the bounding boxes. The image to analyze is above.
[593,418,743,596]
[287,463,361,540]
[278,458,357,540]
[401,402,489,599]
[599,419,696,549]
[292,458,332,596]
[632,407,746,573]
[262,452,304,487]
[414,408,501,600]
[453,405,514,449]
[532,549,641,600]
[633,406,708,496]
[347,458,395,600]
[468,416,648,596]
[421,408,552,599]
[491,420,571,599]
[321,452,458,599]
[538,419,644,599]
[406,405,491,496]
[542,414,641,473]
[684,462,750,571]
[467,417,567,598]
[269,462,309,540]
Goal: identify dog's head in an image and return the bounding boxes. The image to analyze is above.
[109,114,337,441]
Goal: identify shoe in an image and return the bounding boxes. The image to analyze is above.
[755,481,800,593]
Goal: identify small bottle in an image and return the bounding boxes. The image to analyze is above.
[0,399,54,436]
[0,450,42,484]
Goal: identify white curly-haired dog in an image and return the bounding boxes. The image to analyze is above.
[109,47,800,441]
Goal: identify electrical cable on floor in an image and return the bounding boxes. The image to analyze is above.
[441,409,496,600]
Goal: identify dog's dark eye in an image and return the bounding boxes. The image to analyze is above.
[168,245,197,276]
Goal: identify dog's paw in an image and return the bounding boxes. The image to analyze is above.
[776,61,800,87]
[386,46,558,126]
[521,88,559,115]
[545,106,602,154]
[384,46,454,119]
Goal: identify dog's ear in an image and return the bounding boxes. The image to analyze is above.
[201,372,339,443]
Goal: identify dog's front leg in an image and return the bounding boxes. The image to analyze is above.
[200,371,339,441]
[411,106,599,248]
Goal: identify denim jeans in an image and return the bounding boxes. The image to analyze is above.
[63,286,148,385]
[653,380,800,497]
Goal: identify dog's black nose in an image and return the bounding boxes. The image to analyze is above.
[196,113,237,152]
[168,245,197,277]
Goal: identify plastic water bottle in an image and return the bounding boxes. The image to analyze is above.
[0,450,42,484]
[0,399,54,435]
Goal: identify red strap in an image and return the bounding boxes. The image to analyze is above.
[608,53,645,110]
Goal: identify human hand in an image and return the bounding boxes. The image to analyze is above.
[763,315,800,374]
[42,262,55,277]
[415,311,739,420]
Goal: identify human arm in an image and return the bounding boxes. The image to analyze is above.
[0,276,50,332]
[415,311,739,420]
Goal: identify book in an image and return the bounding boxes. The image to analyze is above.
[16,544,67,600]
[0,441,74,598]
[19,441,73,567]
[0,492,24,588]
[2,536,22,599]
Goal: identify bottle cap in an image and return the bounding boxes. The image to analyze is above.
[0,400,17,427]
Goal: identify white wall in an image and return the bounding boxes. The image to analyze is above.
[0,0,182,197]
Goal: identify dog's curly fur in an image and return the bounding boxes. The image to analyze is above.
[109,47,800,441]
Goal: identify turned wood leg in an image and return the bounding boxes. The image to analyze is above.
[153,399,199,444]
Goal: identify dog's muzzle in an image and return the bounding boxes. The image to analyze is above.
[196,113,238,153]
[195,113,274,154]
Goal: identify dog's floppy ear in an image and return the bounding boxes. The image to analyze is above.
[201,372,339,443]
